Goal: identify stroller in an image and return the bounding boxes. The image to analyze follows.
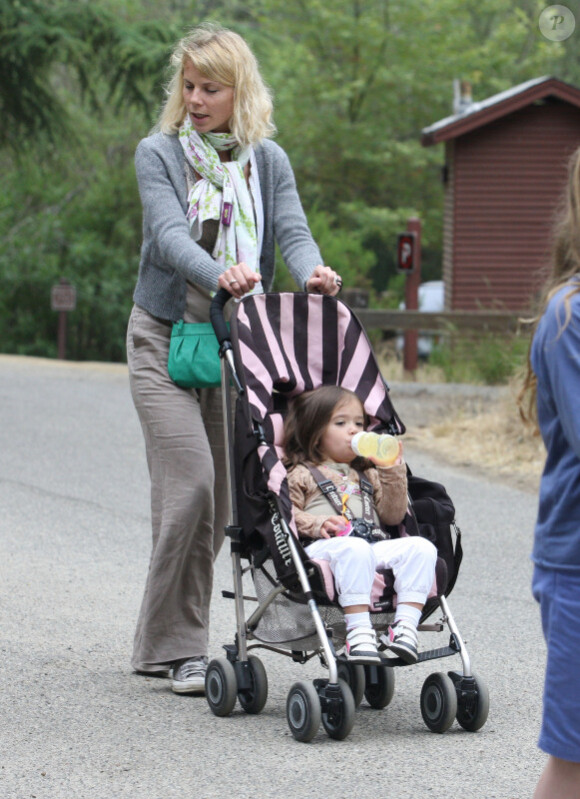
[206,290,489,742]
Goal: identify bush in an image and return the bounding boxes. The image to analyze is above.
[429,329,529,385]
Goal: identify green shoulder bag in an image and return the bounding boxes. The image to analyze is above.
[167,320,226,389]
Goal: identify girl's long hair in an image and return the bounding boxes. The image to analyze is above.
[283,386,368,468]
[518,146,580,428]
[155,22,275,146]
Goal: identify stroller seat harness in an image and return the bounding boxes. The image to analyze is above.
[305,463,388,543]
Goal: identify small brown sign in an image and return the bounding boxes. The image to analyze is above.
[51,282,77,312]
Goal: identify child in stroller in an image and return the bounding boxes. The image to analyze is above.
[283,385,437,665]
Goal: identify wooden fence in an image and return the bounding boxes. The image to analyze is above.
[353,309,532,334]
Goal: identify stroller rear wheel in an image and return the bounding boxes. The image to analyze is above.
[363,664,395,709]
[420,672,457,733]
[237,654,268,715]
[320,679,356,741]
[287,681,321,743]
[337,661,366,708]
[205,657,238,717]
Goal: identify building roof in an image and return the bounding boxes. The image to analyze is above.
[421,76,580,146]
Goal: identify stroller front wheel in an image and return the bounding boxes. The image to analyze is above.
[420,672,457,733]
[237,654,268,715]
[286,681,321,743]
[320,679,356,741]
[364,664,395,709]
[205,657,238,717]
[452,671,490,732]
[337,661,366,708]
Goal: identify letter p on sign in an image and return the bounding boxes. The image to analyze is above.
[397,232,416,272]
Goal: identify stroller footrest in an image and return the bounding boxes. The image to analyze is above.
[416,645,459,663]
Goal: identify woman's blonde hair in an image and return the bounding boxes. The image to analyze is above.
[518,146,580,427]
[156,23,275,146]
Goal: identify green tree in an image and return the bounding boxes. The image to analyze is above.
[0,0,178,358]
[0,0,176,150]
[257,0,568,290]
[0,0,577,360]
[0,107,144,360]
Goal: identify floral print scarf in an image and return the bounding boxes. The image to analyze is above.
[178,117,259,282]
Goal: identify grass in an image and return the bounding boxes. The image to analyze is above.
[429,331,530,385]
[418,388,545,488]
[376,329,530,386]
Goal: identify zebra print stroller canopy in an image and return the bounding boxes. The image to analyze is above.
[228,291,405,589]
[231,291,404,436]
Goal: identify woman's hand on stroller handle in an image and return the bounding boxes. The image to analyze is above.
[306,265,343,296]
[217,262,261,298]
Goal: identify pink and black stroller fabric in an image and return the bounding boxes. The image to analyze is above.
[206,291,488,742]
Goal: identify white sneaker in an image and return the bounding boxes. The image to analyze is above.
[345,627,382,663]
[171,656,207,694]
[380,621,418,664]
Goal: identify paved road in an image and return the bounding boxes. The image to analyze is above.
[0,356,546,799]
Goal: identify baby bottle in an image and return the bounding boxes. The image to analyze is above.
[351,432,400,466]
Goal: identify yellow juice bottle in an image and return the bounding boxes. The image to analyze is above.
[351,432,400,466]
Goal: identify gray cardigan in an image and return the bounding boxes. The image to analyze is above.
[132,132,323,321]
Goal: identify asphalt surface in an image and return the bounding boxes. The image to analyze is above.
[0,356,546,799]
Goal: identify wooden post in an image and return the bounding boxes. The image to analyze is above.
[51,278,77,360]
[403,217,421,374]
[57,311,67,360]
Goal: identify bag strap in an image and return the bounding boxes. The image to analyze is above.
[354,471,375,526]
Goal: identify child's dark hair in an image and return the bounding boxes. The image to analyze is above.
[283,386,368,467]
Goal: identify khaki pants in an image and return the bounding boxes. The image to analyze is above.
[126,302,228,672]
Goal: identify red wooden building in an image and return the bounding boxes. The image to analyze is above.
[421,76,580,312]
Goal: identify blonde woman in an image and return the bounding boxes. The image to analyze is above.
[127,23,341,694]
[520,146,580,799]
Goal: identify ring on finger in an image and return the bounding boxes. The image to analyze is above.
[228,279,239,286]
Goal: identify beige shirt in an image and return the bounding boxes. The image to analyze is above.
[287,460,408,540]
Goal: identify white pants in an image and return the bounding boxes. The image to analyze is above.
[305,535,437,608]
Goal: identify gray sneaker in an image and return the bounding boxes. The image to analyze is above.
[171,656,208,694]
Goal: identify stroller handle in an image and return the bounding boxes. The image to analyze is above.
[210,287,244,395]
[210,287,232,346]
